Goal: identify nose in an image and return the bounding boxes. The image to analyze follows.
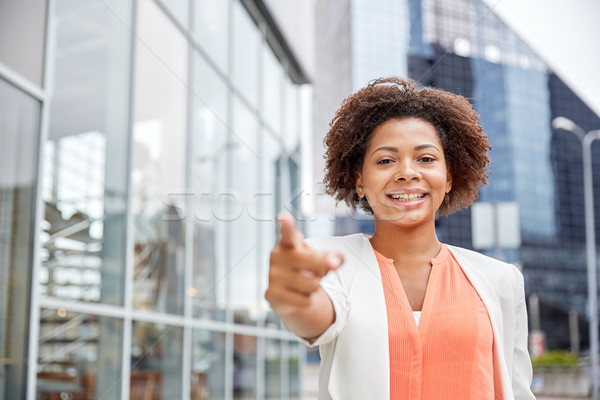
[394,160,421,181]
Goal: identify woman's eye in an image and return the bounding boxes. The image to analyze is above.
[377,159,393,164]
[419,157,435,163]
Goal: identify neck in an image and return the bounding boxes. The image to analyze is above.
[369,219,441,267]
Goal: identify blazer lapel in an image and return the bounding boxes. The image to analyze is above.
[327,234,390,399]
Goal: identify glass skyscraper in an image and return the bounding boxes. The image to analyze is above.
[0,0,308,398]
[315,0,600,350]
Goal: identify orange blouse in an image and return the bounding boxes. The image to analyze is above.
[375,244,503,399]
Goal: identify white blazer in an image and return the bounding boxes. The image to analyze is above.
[302,234,534,400]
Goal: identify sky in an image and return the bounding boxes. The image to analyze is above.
[484,0,600,117]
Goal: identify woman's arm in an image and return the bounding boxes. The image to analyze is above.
[265,214,343,340]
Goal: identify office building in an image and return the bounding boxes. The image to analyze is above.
[0,0,310,398]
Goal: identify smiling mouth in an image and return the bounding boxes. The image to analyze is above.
[388,193,427,202]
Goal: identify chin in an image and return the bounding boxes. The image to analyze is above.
[376,211,430,225]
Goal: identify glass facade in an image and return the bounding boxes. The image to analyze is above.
[338,0,600,349]
[350,0,410,91]
[0,0,308,398]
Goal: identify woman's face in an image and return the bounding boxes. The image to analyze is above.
[355,117,452,227]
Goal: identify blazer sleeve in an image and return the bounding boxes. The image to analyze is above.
[295,238,351,347]
[511,264,536,399]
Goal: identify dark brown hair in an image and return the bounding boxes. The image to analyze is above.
[323,77,491,216]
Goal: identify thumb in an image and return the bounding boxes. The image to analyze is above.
[277,213,303,249]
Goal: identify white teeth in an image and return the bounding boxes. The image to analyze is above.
[389,193,426,201]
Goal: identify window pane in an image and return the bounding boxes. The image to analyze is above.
[288,341,301,399]
[232,0,259,107]
[193,0,229,73]
[191,54,228,320]
[42,0,133,306]
[191,329,226,399]
[130,321,183,399]
[233,334,257,399]
[36,309,123,399]
[287,158,301,219]
[265,339,281,399]
[258,131,281,325]
[284,78,300,150]
[230,97,259,325]
[0,0,47,85]
[262,45,283,132]
[156,0,189,29]
[0,78,41,400]
[132,0,188,314]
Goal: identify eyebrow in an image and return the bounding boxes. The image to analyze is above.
[369,144,441,158]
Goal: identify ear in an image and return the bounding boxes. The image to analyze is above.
[355,170,364,197]
[445,169,453,193]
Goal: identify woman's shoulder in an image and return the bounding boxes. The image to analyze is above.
[446,244,524,285]
[446,245,508,266]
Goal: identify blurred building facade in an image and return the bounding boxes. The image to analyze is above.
[314,0,600,350]
[0,0,311,398]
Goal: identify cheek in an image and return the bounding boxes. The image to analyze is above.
[433,172,451,193]
[360,170,383,185]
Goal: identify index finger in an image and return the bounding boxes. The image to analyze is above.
[277,213,304,249]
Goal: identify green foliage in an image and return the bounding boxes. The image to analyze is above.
[531,350,580,371]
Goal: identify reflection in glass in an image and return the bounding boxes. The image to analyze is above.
[0,0,47,85]
[233,334,257,399]
[284,78,300,150]
[191,329,226,399]
[192,225,219,320]
[36,309,123,399]
[130,321,183,399]
[42,0,133,305]
[133,0,188,314]
[230,209,259,326]
[288,341,301,399]
[0,78,41,399]
[262,45,283,132]
[288,158,301,220]
[192,53,228,320]
[259,131,281,325]
[232,0,259,106]
[193,0,229,73]
[156,0,189,29]
[265,339,281,399]
[230,97,259,325]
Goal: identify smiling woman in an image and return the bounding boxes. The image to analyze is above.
[323,77,491,217]
[266,77,535,399]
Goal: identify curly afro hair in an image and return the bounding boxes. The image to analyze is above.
[323,77,491,216]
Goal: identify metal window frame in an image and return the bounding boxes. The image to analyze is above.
[24,0,54,397]
[240,0,310,85]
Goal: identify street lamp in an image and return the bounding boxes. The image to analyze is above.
[552,116,600,400]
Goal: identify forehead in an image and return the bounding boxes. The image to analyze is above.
[368,117,441,147]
